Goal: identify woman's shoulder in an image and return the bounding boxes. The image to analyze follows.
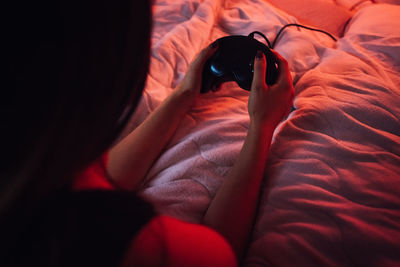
[122,215,237,267]
[73,155,236,266]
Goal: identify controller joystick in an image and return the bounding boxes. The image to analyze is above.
[201,35,278,93]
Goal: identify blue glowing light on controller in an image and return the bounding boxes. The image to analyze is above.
[211,64,218,74]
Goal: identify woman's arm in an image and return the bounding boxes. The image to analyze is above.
[107,43,218,190]
[202,120,274,260]
[202,50,294,260]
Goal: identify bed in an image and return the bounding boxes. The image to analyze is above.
[124,0,400,265]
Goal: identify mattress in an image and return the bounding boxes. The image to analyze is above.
[123,0,400,265]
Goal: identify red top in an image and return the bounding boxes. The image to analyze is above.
[74,153,237,266]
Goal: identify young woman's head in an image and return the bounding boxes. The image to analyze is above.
[2,1,152,214]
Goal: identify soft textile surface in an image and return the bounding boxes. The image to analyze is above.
[264,0,354,36]
[124,0,400,265]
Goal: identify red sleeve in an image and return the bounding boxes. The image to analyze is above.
[74,156,237,266]
[122,216,238,267]
[73,152,115,191]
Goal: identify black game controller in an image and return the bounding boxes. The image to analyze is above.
[201,35,278,93]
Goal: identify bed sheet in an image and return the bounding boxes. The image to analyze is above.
[245,4,400,267]
[125,0,400,265]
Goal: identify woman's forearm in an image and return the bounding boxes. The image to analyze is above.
[202,120,276,260]
[203,49,293,260]
[107,44,217,191]
[107,89,193,190]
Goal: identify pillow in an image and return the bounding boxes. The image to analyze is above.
[265,0,354,37]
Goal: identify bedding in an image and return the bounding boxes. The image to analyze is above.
[124,0,400,265]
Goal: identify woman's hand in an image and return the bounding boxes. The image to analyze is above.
[173,41,218,107]
[248,50,294,129]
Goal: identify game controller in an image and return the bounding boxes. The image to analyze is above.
[201,34,278,93]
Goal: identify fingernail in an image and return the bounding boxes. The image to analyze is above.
[210,40,218,49]
[256,50,263,60]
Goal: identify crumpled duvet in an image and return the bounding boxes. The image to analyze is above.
[124,0,400,265]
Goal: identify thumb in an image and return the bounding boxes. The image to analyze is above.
[251,50,267,91]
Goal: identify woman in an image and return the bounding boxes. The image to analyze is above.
[1,0,293,266]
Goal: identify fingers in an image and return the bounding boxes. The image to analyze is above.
[271,49,295,102]
[251,50,267,91]
[270,49,292,86]
[178,41,219,94]
[191,41,219,71]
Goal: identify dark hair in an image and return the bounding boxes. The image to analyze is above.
[1,0,152,225]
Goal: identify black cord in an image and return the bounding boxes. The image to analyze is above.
[249,24,337,49]
[248,31,272,48]
[271,23,337,48]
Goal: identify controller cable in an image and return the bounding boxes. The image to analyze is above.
[248,23,337,49]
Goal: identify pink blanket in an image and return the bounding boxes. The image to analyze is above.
[124,0,400,265]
